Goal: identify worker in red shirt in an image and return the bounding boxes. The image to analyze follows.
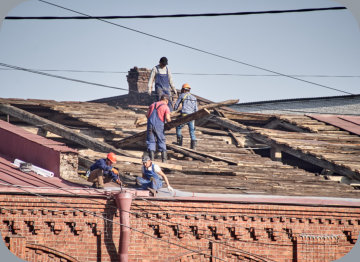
[146,94,171,162]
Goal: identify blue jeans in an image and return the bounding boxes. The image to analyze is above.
[176,120,196,141]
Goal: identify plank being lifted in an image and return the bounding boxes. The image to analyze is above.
[134,99,239,127]
[115,108,211,148]
[0,103,136,158]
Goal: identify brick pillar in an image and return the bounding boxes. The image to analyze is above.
[8,235,26,260]
[127,67,151,94]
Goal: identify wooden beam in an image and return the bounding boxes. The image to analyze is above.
[166,144,212,163]
[135,99,239,127]
[208,114,360,179]
[248,130,360,180]
[169,144,239,165]
[115,108,211,148]
[0,103,135,158]
[207,115,249,132]
[79,155,182,171]
[264,118,309,132]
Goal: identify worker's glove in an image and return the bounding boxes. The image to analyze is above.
[167,186,174,193]
[112,167,119,175]
[173,89,178,97]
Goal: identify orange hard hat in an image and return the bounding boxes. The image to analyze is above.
[182,83,191,90]
[107,152,117,163]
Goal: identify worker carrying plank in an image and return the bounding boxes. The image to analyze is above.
[146,94,171,162]
[87,152,122,189]
[174,83,198,149]
[147,56,178,111]
[136,155,174,196]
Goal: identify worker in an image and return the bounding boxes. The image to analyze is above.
[136,155,174,196]
[146,94,171,162]
[87,152,122,189]
[147,56,177,111]
[174,83,198,150]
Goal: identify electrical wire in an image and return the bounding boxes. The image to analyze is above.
[2,67,360,78]
[37,0,354,96]
[5,6,346,20]
[0,62,128,92]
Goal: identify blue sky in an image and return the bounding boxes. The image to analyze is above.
[0,0,359,103]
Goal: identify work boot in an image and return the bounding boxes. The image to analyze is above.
[177,135,183,146]
[161,151,167,163]
[190,140,197,150]
[149,150,155,161]
[97,174,105,189]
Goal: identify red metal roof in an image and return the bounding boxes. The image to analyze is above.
[0,154,145,197]
[0,119,77,153]
[307,114,360,136]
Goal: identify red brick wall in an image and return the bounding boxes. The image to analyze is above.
[1,193,359,262]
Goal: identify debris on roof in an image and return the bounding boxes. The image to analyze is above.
[0,95,360,199]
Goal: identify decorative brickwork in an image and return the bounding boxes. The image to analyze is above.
[1,193,359,261]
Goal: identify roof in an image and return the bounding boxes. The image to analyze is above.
[308,114,360,136]
[0,153,144,197]
[1,97,360,201]
[231,94,360,116]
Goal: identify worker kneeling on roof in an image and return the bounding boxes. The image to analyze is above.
[87,152,122,189]
[174,83,198,149]
[136,155,173,196]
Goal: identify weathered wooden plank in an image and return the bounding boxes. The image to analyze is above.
[166,144,212,163]
[0,103,136,158]
[135,99,239,127]
[170,144,240,165]
[79,155,182,171]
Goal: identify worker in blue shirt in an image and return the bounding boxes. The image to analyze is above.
[87,152,122,189]
[174,83,198,149]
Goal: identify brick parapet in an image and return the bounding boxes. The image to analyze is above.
[0,194,359,261]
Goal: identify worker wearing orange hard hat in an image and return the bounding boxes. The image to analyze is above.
[174,83,198,149]
[87,152,122,189]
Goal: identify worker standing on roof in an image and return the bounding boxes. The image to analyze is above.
[174,83,198,150]
[146,94,171,162]
[136,155,173,196]
[147,57,177,111]
[87,152,122,189]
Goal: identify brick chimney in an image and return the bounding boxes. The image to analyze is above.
[126,67,154,105]
[127,67,151,94]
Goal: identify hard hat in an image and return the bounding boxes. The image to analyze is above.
[107,152,117,163]
[182,83,191,90]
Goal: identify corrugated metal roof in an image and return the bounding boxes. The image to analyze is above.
[308,114,360,136]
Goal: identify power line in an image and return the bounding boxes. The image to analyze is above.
[37,0,354,96]
[0,62,128,92]
[1,67,360,78]
[5,6,346,20]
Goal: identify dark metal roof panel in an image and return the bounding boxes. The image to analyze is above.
[308,115,360,136]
